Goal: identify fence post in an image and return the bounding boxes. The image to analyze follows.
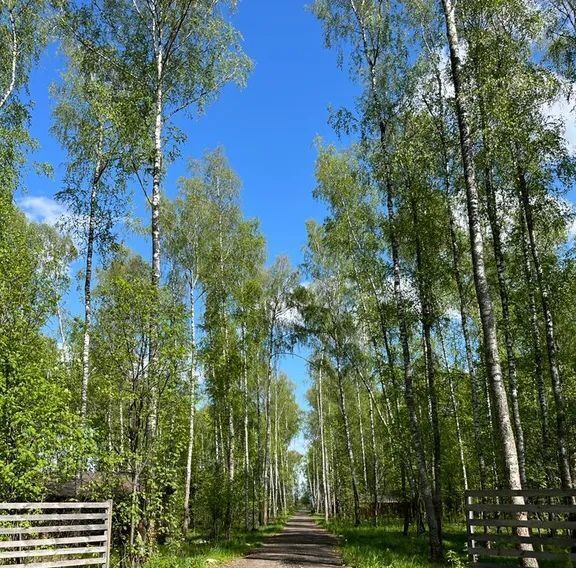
[466,491,477,565]
[106,499,113,568]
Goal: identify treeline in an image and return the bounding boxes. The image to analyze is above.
[0,0,301,565]
[301,0,576,565]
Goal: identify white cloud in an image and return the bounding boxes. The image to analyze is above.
[544,79,576,153]
[277,305,304,327]
[566,215,576,242]
[18,196,67,226]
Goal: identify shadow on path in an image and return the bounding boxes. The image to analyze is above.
[226,511,343,568]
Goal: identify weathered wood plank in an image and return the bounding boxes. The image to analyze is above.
[0,501,112,567]
[0,524,107,535]
[0,513,107,522]
[467,518,576,530]
[471,533,576,547]
[465,489,576,498]
[0,535,107,548]
[0,546,105,559]
[468,503,575,514]
[6,557,106,567]
[0,503,109,510]
[469,547,576,560]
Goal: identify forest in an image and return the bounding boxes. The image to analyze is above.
[1,0,576,567]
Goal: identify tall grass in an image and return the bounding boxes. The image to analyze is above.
[320,519,468,568]
[320,518,572,567]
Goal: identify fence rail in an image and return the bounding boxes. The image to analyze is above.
[465,489,576,567]
[0,502,112,567]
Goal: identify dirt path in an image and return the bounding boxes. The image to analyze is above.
[226,511,343,567]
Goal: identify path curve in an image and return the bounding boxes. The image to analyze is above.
[226,511,343,567]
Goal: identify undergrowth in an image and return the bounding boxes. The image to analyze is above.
[143,515,289,568]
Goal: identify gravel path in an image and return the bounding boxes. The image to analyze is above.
[225,511,343,568]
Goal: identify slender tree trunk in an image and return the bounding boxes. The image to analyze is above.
[273,384,279,519]
[483,357,501,489]
[325,400,336,517]
[263,366,272,525]
[357,9,442,546]
[448,206,488,489]
[81,130,105,420]
[214,398,221,466]
[342,6,433,539]
[317,362,330,522]
[519,206,551,464]
[256,370,263,527]
[118,390,125,459]
[434,61,488,490]
[148,30,164,438]
[182,376,196,529]
[335,358,361,526]
[439,330,469,491]
[106,399,113,455]
[129,465,142,568]
[241,323,251,530]
[310,449,318,513]
[516,159,573,490]
[387,187,443,561]
[480,108,527,486]
[56,305,70,365]
[183,296,197,534]
[329,403,340,516]
[411,196,443,535]
[315,453,320,515]
[441,2,537,564]
[225,405,235,538]
[355,376,369,492]
[368,394,379,525]
[0,8,17,111]
[381,327,412,511]
[343,206,405,486]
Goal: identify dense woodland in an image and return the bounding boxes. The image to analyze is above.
[302,0,576,565]
[0,0,302,565]
[1,0,576,567]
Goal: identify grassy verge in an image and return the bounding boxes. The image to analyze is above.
[143,516,289,568]
[317,518,573,567]
[317,518,468,568]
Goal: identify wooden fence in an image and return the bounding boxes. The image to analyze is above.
[0,502,112,567]
[465,489,576,567]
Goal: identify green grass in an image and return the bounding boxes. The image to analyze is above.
[318,518,574,568]
[143,516,289,568]
[318,518,468,568]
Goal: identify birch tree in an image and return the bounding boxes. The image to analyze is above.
[439,0,539,563]
[0,0,46,112]
[52,39,132,419]
[66,0,251,434]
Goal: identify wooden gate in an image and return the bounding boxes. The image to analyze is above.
[0,501,112,567]
[465,489,576,566]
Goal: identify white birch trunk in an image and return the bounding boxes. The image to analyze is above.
[440,1,538,563]
[81,130,104,420]
[317,363,330,522]
[183,281,197,533]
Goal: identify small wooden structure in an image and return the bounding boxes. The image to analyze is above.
[0,501,112,567]
[465,489,576,567]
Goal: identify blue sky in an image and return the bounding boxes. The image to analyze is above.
[18,0,361,452]
[21,1,576,455]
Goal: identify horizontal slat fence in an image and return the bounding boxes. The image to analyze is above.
[465,489,576,567]
[0,502,112,567]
